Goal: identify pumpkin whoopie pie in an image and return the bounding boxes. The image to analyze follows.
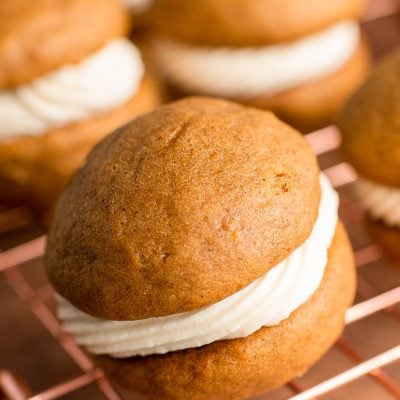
[0,0,161,220]
[46,97,356,400]
[149,0,370,132]
[338,51,400,263]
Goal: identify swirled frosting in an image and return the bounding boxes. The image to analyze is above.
[57,174,338,358]
[0,38,144,139]
[154,20,360,98]
[354,177,400,228]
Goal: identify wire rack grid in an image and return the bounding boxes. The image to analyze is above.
[0,2,400,399]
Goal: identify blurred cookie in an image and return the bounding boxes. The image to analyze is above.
[338,50,400,262]
[150,0,369,131]
[0,0,161,220]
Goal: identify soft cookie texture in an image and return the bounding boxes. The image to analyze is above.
[149,0,365,46]
[97,223,355,400]
[0,75,160,217]
[0,0,130,89]
[46,97,320,320]
[338,50,400,187]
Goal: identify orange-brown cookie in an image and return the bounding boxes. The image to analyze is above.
[0,74,160,219]
[0,0,130,89]
[97,222,355,400]
[46,97,320,320]
[149,0,366,46]
[366,217,400,264]
[338,50,400,187]
[244,39,370,132]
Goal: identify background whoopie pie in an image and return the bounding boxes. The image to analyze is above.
[46,97,356,400]
[149,0,370,132]
[339,50,400,263]
[0,0,161,222]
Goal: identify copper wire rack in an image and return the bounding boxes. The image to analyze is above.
[1,2,400,399]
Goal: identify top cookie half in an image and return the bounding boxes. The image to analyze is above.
[46,97,320,320]
[0,0,129,89]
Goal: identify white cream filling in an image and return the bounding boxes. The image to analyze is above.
[57,174,338,358]
[153,20,360,98]
[0,38,144,139]
[123,0,153,13]
[354,177,400,228]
